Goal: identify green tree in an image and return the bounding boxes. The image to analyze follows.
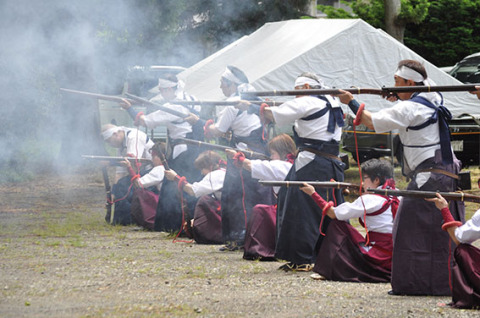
[318,0,429,43]
[404,0,480,66]
[318,0,480,66]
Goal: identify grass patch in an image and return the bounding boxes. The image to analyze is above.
[29,210,124,239]
[156,249,173,258]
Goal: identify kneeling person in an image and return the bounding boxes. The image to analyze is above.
[165,151,226,244]
[301,159,398,283]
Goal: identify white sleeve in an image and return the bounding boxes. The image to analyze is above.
[126,129,148,158]
[455,210,480,244]
[250,160,292,181]
[143,104,190,130]
[138,166,165,188]
[371,101,413,133]
[215,106,239,133]
[333,194,387,221]
[371,100,435,133]
[191,170,226,198]
[271,99,305,126]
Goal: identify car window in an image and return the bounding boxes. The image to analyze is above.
[449,54,480,83]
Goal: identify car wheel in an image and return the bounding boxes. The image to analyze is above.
[351,151,372,163]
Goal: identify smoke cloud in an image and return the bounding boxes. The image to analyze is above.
[0,0,302,182]
[0,1,203,181]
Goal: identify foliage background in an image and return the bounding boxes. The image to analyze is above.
[319,0,480,67]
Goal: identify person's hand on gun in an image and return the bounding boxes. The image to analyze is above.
[225,148,237,159]
[235,100,251,111]
[120,98,132,110]
[299,183,316,196]
[469,85,480,100]
[184,113,199,125]
[164,169,179,181]
[121,157,132,168]
[425,192,449,210]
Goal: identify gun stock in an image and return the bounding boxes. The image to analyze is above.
[101,166,112,224]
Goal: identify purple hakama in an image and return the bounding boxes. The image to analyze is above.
[192,195,222,244]
[243,204,277,260]
[313,219,391,283]
[451,243,480,309]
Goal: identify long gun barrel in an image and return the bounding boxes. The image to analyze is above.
[124,93,189,118]
[60,87,285,108]
[60,88,137,104]
[125,94,284,108]
[241,84,480,98]
[82,155,152,167]
[176,138,269,159]
[366,188,480,203]
[166,100,284,107]
[259,180,361,190]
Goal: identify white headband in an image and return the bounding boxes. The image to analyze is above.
[158,78,177,89]
[102,127,120,141]
[395,65,425,83]
[221,67,244,85]
[295,76,322,88]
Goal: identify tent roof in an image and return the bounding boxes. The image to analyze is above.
[179,19,479,116]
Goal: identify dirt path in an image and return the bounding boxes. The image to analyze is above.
[0,168,478,317]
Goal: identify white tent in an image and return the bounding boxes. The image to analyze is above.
[179,19,478,116]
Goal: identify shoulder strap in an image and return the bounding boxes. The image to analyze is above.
[300,96,344,133]
[407,95,440,131]
[406,93,453,165]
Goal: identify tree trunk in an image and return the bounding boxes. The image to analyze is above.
[384,0,405,43]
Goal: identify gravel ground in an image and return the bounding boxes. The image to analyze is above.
[0,167,479,318]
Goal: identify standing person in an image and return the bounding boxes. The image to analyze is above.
[261,72,346,271]
[226,134,296,260]
[164,151,226,244]
[101,124,154,225]
[427,193,480,309]
[121,76,204,233]
[204,65,266,152]
[204,65,274,251]
[300,159,398,282]
[337,59,465,295]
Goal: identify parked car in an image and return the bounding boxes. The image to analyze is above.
[98,65,186,142]
[341,115,402,164]
[448,52,480,83]
[342,113,480,167]
[449,113,480,166]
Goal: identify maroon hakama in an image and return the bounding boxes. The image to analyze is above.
[192,195,223,244]
[243,204,277,260]
[130,188,159,230]
[451,243,480,309]
[390,157,464,296]
[313,219,392,283]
